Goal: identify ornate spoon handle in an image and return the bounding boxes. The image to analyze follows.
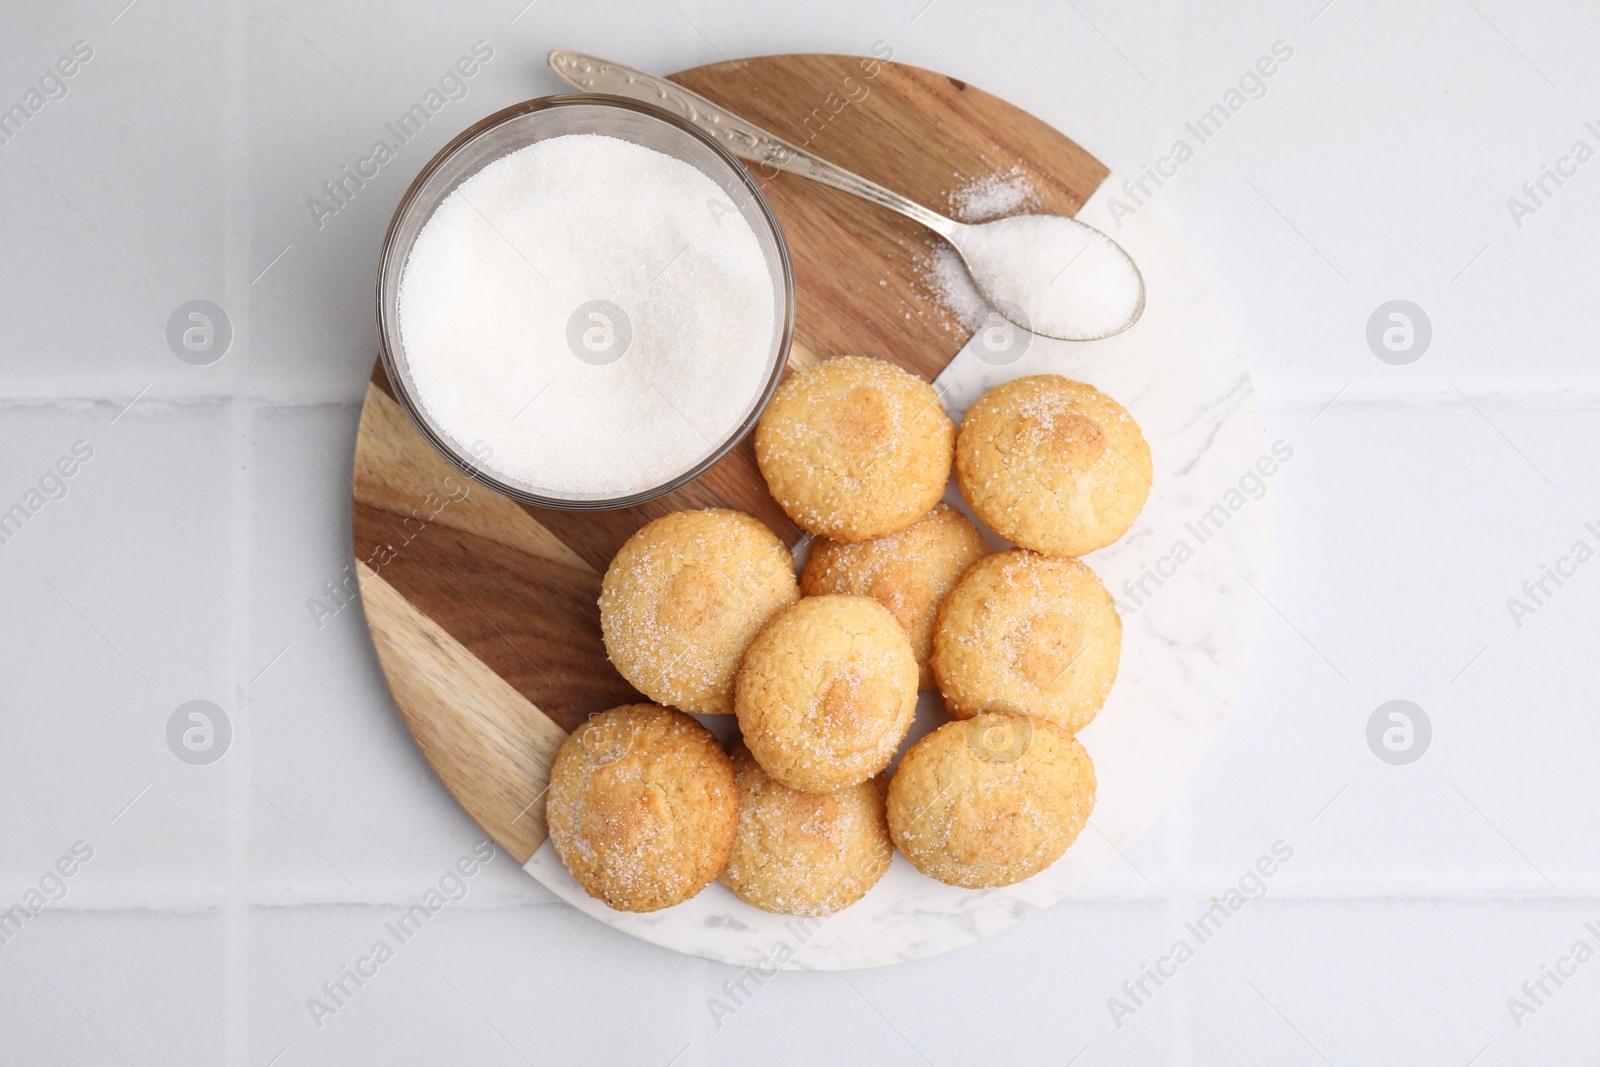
[548,50,959,239]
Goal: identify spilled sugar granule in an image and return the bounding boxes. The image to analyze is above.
[948,166,1040,223]
[922,244,991,333]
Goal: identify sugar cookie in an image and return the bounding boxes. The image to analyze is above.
[755,355,954,542]
[931,549,1120,733]
[546,704,738,912]
[734,594,919,793]
[718,743,892,915]
[801,503,989,690]
[956,375,1150,556]
[600,508,799,715]
[887,711,1095,889]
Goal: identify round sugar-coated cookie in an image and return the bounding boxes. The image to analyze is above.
[734,594,919,793]
[755,355,955,542]
[600,508,799,715]
[955,375,1151,557]
[546,704,739,912]
[717,743,893,915]
[801,504,989,691]
[931,549,1120,733]
[887,711,1095,889]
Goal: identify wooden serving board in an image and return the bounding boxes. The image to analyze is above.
[352,55,1108,865]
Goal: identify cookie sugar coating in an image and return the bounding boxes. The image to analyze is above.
[600,508,799,715]
[718,743,893,915]
[735,594,919,793]
[887,711,1095,889]
[755,355,955,542]
[546,704,739,912]
[956,375,1151,557]
[801,504,989,691]
[931,549,1120,733]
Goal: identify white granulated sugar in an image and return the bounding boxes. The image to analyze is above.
[957,214,1141,340]
[399,133,775,497]
[924,244,989,333]
[948,166,1039,222]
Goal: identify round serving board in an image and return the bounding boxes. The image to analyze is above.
[352,54,1268,969]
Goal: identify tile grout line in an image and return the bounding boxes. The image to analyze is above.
[10,884,1600,909]
[5,385,1600,412]
[225,390,255,1067]
[225,0,253,1062]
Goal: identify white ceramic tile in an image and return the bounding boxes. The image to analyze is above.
[1175,401,1600,888]
[0,1,239,398]
[1126,0,1600,397]
[249,898,695,1067]
[0,909,227,1065]
[245,897,1182,1066]
[1184,899,1600,1065]
[0,402,234,890]
[818,899,1183,1067]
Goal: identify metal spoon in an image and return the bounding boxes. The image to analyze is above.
[548,51,1144,342]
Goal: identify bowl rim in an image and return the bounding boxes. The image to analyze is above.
[374,92,796,511]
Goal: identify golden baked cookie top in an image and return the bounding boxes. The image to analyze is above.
[600,508,799,715]
[955,375,1151,557]
[801,503,990,691]
[546,704,739,913]
[718,743,893,916]
[734,594,919,794]
[755,355,955,542]
[931,549,1120,733]
[887,711,1095,889]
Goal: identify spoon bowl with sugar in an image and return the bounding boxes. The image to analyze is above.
[550,51,1145,342]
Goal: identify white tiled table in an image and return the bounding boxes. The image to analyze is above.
[3,1,1598,1063]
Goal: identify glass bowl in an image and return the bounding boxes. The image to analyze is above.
[375,93,795,510]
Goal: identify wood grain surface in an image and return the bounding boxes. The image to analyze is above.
[353,55,1107,863]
